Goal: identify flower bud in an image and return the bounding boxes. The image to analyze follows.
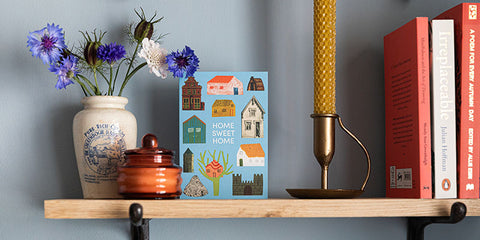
[134,20,154,42]
[83,41,102,67]
[80,30,105,68]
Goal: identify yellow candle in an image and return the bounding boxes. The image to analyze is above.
[314,0,336,114]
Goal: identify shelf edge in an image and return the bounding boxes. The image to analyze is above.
[44,199,480,219]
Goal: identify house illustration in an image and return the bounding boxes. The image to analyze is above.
[241,96,265,138]
[183,148,194,172]
[181,77,205,110]
[205,159,223,178]
[247,76,265,91]
[207,76,244,95]
[232,174,263,195]
[183,115,206,143]
[212,100,235,117]
[237,143,265,167]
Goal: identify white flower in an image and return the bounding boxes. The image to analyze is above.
[138,38,168,79]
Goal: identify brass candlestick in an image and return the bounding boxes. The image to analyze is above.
[287,113,371,199]
[286,0,371,198]
[317,113,370,196]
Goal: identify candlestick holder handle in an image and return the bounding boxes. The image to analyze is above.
[286,113,371,199]
[312,113,370,191]
[336,115,371,191]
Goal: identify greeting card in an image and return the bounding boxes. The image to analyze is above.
[179,72,268,199]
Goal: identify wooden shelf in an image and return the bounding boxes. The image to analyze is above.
[44,198,480,219]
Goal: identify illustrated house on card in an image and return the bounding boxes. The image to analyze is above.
[237,143,265,166]
[183,115,206,143]
[212,100,235,117]
[207,76,244,95]
[247,76,265,91]
[183,148,194,172]
[181,77,205,110]
[205,160,224,178]
[241,96,265,138]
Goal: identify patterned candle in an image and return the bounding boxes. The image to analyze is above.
[313,0,336,114]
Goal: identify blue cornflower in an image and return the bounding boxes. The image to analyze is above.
[166,46,199,78]
[96,42,126,64]
[27,23,66,65]
[49,55,79,90]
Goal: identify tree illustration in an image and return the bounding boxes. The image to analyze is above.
[197,150,233,196]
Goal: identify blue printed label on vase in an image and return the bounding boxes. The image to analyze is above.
[83,123,127,182]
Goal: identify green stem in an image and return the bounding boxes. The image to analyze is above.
[97,70,109,84]
[118,62,147,96]
[77,74,97,95]
[125,41,141,78]
[92,68,101,95]
[112,58,127,95]
[73,77,90,96]
[97,70,110,95]
[108,65,113,95]
[118,41,141,96]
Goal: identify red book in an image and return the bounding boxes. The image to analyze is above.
[436,3,480,198]
[384,17,432,198]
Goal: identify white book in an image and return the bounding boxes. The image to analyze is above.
[430,19,457,198]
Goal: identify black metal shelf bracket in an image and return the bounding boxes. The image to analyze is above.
[407,202,467,240]
[130,203,150,240]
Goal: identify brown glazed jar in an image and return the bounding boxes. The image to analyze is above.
[117,133,182,199]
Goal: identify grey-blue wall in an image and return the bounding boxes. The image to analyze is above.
[2,0,479,239]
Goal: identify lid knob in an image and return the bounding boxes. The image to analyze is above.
[141,133,158,148]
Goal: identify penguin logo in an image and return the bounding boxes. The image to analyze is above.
[442,179,451,191]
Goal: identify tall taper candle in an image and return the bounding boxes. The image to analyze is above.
[313,0,336,114]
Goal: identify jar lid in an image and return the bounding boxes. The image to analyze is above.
[124,133,174,155]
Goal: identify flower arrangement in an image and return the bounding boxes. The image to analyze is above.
[27,8,199,96]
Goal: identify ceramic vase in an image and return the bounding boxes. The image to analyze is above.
[73,96,137,198]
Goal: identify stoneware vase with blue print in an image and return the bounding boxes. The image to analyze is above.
[73,96,137,198]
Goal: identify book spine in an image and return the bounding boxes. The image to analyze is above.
[417,19,432,199]
[384,17,431,198]
[431,20,457,199]
[458,5,480,198]
[435,3,480,198]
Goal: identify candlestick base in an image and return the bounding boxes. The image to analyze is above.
[286,188,363,199]
[286,113,371,199]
